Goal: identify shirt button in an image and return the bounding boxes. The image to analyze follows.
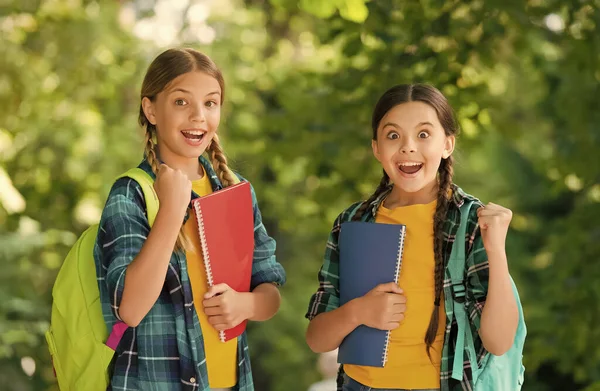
[190,377,196,383]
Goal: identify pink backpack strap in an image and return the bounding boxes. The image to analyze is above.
[106,321,128,350]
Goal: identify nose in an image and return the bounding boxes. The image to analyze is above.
[190,104,206,123]
[400,137,416,154]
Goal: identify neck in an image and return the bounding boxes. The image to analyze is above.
[156,148,205,181]
[384,178,438,208]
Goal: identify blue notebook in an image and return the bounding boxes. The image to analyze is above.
[337,221,406,367]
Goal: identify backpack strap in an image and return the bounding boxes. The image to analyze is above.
[448,200,479,381]
[120,168,159,226]
[105,167,160,350]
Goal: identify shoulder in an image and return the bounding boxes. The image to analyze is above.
[232,171,249,184]
[327,201,367,231]
[339,201,365,222]
[230,171,259,204]
[100,176,147,221]
[451,185,484,224]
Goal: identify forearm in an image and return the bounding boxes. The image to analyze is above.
[247,283,281,322]
[306,299,361,353]
[119,207,182,327]
[479,251,519,355]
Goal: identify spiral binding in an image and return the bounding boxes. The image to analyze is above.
[382,225,407,366]
[192,202,227,343]
[193,203,214,286]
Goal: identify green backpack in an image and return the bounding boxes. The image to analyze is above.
[448,200,527,390]
[45,168,158,391]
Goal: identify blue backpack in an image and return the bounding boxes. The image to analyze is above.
[449,200,526,390]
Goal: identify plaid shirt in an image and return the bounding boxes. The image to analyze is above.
[305,184,489,391]
[94,156,286,391]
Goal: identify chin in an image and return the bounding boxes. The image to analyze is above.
[390,175,437,195]
[393,183,425,194]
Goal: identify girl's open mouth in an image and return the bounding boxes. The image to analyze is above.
[398,162,423,174]
[181,130,206,146]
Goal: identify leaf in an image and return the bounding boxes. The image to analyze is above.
[338,0,370,23]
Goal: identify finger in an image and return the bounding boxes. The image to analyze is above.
[207,315,226,326]
[478,209,505,217]
[204,283,231,299]
[158,163,170,173]
[391,294,407,304]
[203,296,223,308]
[479,215,502,225]
[203,306,222,316]
[390,313,405,322]
[385,322,400,330]
[376,282,403,294]
[392,304,407,314]
[390,284,403,294]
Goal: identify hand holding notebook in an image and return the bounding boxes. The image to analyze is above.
[356,282,406,331]
[203,282,254,334]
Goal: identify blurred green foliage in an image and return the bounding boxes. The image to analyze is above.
[0,0,598,390]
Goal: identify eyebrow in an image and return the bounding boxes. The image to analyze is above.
[381,121,434,129]
[167,88,221,97]
[382,122,401,129]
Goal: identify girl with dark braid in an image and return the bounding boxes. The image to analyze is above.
[305,84,518,391]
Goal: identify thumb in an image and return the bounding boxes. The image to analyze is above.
[375,282,403,294]
[204,283,230,299]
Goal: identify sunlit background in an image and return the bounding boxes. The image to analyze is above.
[1,0,599,390]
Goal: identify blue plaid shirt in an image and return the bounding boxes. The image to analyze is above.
[94,156,286,391]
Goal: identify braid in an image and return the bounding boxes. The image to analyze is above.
[207,134,237,188]
[143,130,160,174]
[424,155,454,358]
[353,170,390,221]
[143,127,190,252]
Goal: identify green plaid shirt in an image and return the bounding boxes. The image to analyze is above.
[94,156,286,391]
[305,184,489,391]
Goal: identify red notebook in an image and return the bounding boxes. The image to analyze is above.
[190,181,255,342]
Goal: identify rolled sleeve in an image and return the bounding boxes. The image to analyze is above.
[305,216,343,320]
[465,224,489,331]
[97,189,149,321]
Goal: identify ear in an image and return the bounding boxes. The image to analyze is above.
[372,139,381,162]
[141,97,157,126]
[442,134,455,159]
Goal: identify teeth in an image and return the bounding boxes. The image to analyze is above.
[182,130,205,135]
[399,162,422,166]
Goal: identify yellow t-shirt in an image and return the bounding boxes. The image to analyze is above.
[184,170,238,388]
[344,200,446,389]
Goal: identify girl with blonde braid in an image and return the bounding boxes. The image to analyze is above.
[95,48,286,391]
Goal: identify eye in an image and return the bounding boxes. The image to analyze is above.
[206,100,218,108]
[418,131,429,139]
[175,99,187,106]
[387,131,399,140]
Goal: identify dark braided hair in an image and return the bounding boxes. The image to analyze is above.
[356,84,458,358]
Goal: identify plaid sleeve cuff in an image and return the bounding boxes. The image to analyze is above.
[305,290,340,320]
